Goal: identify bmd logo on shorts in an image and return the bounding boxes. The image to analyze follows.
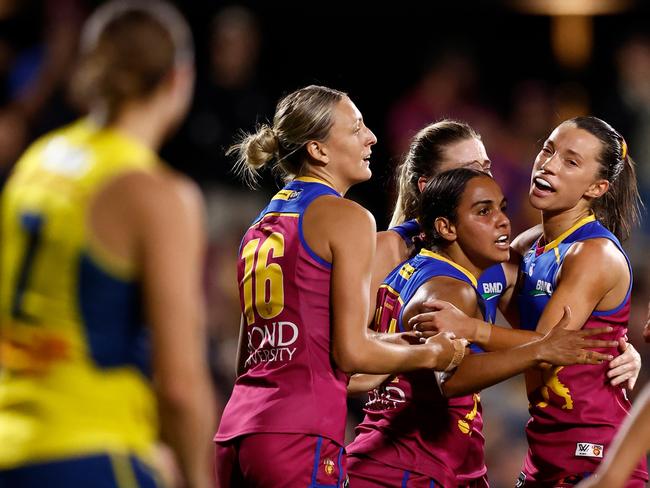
[575,442,603,458]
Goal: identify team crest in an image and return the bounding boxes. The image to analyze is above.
[323,458,335,476]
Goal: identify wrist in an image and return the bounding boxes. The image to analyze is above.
[424,343,442,370]
[444,340,466,372]
[530,339,547,365]
[474,320,491,345]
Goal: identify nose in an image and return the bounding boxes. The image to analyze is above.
[366,127,378,146]
[496,208,510,231]
[540,152,559,174]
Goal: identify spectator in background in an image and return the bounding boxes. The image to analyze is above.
[165,5,270,185]
[386,47,490,159]
[0,0,83,133]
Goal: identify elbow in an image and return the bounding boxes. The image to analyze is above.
[332,347,361,374]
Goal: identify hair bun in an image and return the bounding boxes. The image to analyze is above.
[244,125,278,169]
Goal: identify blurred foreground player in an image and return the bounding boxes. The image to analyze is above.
[0,1,215,487]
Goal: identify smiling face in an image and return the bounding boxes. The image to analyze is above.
[530,122,609,213]
[453,176,510,267]
[320,96,377,186]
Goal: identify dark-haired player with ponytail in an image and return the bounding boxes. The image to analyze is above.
[514,117,648,487]
[412,117,649,487]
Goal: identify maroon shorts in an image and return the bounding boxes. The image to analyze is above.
[347,454,489,488]
[516,471,647,487]
[215,433,347,487]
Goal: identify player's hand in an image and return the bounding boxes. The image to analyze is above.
[535,307,616,365]
[379,331,424,346]
[409,299,477,341]
[424,331,468,372]
[607,338,641,390]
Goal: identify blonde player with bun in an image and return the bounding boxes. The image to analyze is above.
[0,1,215,487]
[215,85,468,487]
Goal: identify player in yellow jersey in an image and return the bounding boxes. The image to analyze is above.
[0,1,215,487]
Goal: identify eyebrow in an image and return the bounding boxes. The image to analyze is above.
[471,197,507,208]
[565,148,583,159]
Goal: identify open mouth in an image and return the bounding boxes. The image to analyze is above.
[362,154,371,163]
[495,234,510,248]
[533,177,555,193]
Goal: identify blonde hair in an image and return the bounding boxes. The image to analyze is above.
[390,120,480,227]
[228,85,346,188]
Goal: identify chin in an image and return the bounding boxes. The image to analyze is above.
[357,168,372,182]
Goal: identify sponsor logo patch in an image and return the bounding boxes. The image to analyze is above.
[515,471,526,488]
[575,442,603,458]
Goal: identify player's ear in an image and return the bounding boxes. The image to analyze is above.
[434,217,456,243]
[306,140,328,166]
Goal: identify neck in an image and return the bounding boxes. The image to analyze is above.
[434,244,482,282]
[297,168,348,195]
[91,98,167,151]
[541,205,592,244]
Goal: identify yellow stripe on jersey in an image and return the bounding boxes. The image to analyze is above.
[418,249,478,288]
[378,284,405,305]
[542,214,596,253]
[294,176,341,194]
[272,189,299,201]
[387,318,398,334]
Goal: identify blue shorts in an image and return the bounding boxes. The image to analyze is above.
[0,453,162,488]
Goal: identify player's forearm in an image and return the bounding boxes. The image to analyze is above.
[442,344,538,397]
[480,323,541,351]
[334,335,440,374]
[158,380,216,488]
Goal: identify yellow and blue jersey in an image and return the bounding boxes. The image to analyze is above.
[0,118,159,468]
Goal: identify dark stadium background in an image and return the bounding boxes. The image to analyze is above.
[1,1,648,486]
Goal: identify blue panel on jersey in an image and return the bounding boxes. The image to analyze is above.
[249,179,339,269]
[78,254,151,376]
[477,264,506,325]
[518,219,632,330]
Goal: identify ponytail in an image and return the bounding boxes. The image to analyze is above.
[570,116,642,241]
[228,125,278,188]
[228,85,345,189]
[592,154,642,241]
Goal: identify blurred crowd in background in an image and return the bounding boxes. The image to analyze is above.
[0,1,648,486]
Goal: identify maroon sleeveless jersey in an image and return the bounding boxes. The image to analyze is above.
[216,177,348,445]
[518,217,648,484]
[348,251,487,487]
